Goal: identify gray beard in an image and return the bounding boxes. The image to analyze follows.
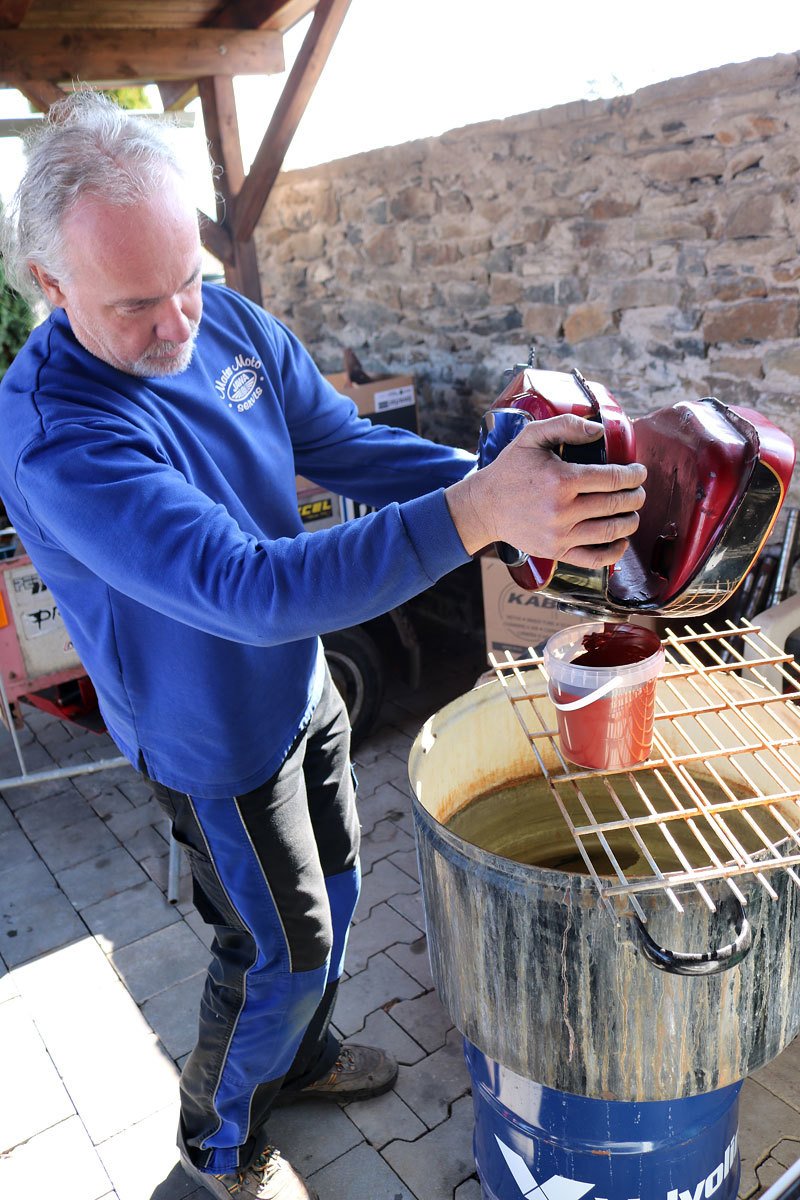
[127,323,199,377]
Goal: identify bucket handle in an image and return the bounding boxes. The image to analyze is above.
[547,675,624,711]
[629,901,753,976]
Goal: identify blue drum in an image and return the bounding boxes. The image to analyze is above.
[467,1042,741,1200]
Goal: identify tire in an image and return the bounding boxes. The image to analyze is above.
[323,625,385,748]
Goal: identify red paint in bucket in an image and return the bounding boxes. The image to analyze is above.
[544,623,664,771]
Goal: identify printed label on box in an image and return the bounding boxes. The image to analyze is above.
[373,385,415,412]
[5,562,81,676]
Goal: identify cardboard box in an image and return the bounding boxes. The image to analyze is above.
[295,371,418,530]
[480,553,659,663]
[325,372,418,433]
[295,477,345,531]
[481,554,584,662]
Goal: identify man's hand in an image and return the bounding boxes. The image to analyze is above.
[445,414,647,566]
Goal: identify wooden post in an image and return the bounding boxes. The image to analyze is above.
[198,74,263,306]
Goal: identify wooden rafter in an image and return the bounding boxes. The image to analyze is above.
[156,0,317,109]
[214,0,317,32]
[0,2,353,305]
[0,28,284,84]
[200,212,235,267]
[16,78,67,111]
[198,74,262,302]
[158,81,199,112]
[233,0,350,243]
[0,0,32,28]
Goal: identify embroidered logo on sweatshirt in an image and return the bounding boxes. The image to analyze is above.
[215,355,264,412]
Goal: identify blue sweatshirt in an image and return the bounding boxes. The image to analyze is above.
[0,284,475,796]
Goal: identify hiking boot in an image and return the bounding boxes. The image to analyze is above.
[278,1043,398,1105]
[181,1146,318,1199]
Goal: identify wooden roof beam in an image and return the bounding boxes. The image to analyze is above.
[232,0,351,243]
[0,1,32,28]
[157,0,320,110]
[200,212,235,267]
[0,28,284,84]
[158,81,198,112]
[16,79,67,111]
[214,0,318,33]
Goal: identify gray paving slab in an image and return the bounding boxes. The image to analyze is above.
[141,848,193,902]
[356,856,420,917]
[756,1156,795,1193]
[334,951,425,1038]
[32,811,121,872]
[118,775,160,806]
[0,1115,113,1200]
[13,937,179,1144]
[105,795,168,841]
[354,722,416,767]
[61,731,114,761]
[0,797,17,833]
[455,1180,482,1200]
[309,1140,416,1200]
[266,1099,364,1177]
[0,824,38,865]
[383,1093,476,1200]
[393,1030,471,1130]
[354,751,412,799]
[738,1077,800,1197]
[386,935,435,989]
[773,1139,800,1169]
[87,786,136,821]
[72,765,140,800]
[388,987,454,1054]
[354,780,410,835]
[346,900,421,973]
[387,888,427,932]
[392,808,415,840]
[82,878,181,953]
[56,845,149,909]
[0,956,16,1002]
[1,771,73,808]
[95,1103,190,1200]
[0,852,57,906]
[389,846,420,882]
[150,1169,205,1200]
[11,740,57,773]
[342,1006,428,1066]
[110,921,210,1003]
[142,971,205,1059]
[125,822,170,861]
[35,719,75,749]
[752,1033,800,1111]
[360,814,416,872]
[0,994,75,1152]
[1,883,87,967]
[13,786,93,839]
[345,1087,426,1149]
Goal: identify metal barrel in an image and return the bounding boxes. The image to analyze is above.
[467,1044,742,1200]
[408,675,800,1192]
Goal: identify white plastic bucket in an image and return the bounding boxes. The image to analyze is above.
[542,622,665,770]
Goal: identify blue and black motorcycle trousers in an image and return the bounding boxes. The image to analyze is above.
[148,666,361,1176]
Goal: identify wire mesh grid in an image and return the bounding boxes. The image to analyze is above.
[489,619,800,921]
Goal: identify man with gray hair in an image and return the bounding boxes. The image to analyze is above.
[0,91,645,1198]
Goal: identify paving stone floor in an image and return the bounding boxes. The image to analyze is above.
[1,628,799,1199]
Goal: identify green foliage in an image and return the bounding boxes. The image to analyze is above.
[0,258,34,379]
[102,87,151,111]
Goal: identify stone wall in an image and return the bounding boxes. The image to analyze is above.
[254,51,800,499]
